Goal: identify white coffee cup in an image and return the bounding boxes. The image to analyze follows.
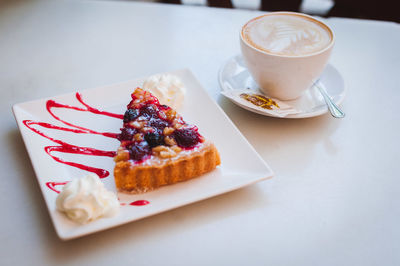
[240,12,335,100]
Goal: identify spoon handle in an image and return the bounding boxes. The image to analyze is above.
[315,81,345,118]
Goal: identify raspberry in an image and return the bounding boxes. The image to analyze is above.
[123,109,139,123]
[144,132,164,148]
[173,128,200,148]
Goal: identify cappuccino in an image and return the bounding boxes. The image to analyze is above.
[242,13,333,56]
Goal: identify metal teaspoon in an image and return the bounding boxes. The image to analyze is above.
[314,80,345,118]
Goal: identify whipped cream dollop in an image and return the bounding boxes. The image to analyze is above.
[56,174,120,224]
[143,74,186,109]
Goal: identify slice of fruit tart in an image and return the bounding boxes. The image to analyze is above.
[114,88,220,193]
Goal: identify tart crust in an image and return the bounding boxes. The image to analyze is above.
[114,141,220,193]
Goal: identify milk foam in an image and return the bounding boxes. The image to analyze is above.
[243,14,332,56]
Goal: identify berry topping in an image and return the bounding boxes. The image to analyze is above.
[144,132,165,148]
[119,88,204,163]
[123,109,139,123]
[149,118,169,132]
[129,141,151,161]
[173,128,201,148]
[118,127,136,141]
[140,104,158,118]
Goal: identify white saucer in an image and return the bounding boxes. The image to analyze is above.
[219,55,345,119]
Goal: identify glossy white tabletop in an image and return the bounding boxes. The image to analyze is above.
[1,1,399,265]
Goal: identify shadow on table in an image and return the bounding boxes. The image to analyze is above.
[8,129,270,264]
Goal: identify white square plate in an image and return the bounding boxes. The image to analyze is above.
[13,69,273,240]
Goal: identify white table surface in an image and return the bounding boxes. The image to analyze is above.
[1,1,399,265]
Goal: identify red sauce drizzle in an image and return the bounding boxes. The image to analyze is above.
[45,93,123,138]
[24,92,150,206]
[46,181,68,193]
[130,200,150,206]
[23,93,121,179]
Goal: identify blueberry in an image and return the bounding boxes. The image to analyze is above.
[118,127,136,141]
[123,109,139,123]
[173,128,200,148]
[144,132,164,148]
[149,118,169,132]
[129,141,151,161]
[140,104,158,118]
